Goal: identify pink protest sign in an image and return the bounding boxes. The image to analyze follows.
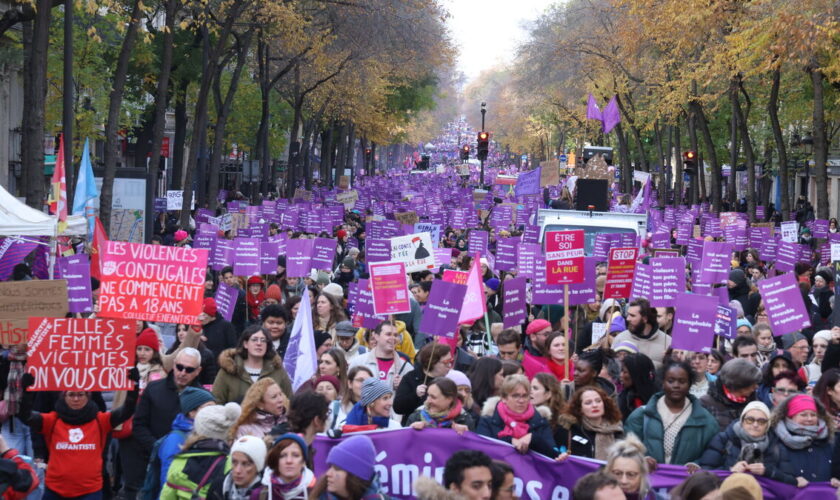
[369,262,411,316]
[544,230,585,285]
[98,241,208,324]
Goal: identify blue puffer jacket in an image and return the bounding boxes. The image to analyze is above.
[158,413,193,487]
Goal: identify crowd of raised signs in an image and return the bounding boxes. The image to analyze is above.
[4,169,840,500]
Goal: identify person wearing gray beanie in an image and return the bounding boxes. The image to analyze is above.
[310,435,387,498]
[160,402,242,498]
[343,378,399,429]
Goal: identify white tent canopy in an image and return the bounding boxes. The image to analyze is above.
[0,184,86,237]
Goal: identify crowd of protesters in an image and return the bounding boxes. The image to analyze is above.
[4,178,840,500]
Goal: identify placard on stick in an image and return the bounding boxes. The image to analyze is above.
[604,247,638,299]
[544,230,585,285]
[0,280,68,345]
[26,317,135,391]
[369,261,411,316]
[98,241,209,324]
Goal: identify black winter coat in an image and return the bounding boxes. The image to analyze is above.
[699,379,753,430]
[476,397,557,458]
[202,316,239,361]
[166,341,218,386]
[133,371,203,454]
[394,368,432,426]
[554,421,624,460]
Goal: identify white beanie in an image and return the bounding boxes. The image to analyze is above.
[740,401,771,421]
[814,330,833,345]
[194,402,241,441]
[231,435,267,471]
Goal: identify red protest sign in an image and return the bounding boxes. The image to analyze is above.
[26,317,135,391]
[604,247,639,299]
[369,262,412,316]
[544,230,585,284]
[98,241,209,324]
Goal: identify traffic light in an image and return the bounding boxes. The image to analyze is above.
[460,145,470,161]
[683,150,696,175]
[477,131,489,161]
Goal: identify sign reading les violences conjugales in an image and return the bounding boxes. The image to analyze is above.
[27,317,135,391]
[98,241,208,324]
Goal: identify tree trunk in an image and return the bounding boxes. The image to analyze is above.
[665,124,673,204]
[320,125,333,185]
[207,34,251,211]
[256,35,271,196]
[768,68,790,221]
[146,0,178,197]
[728,111,738,208]
[100,0,144,231]
[674,118,683,204]
[730,78,756,221]
[811,67,829,220]
[614,123,632,194]
[333,121,347,186]
[687,110,700,205]
[690,100,721,214]
[180,1,244,228]
[171,79,188,190]
[21,0,51,209]
[346,122,356,186]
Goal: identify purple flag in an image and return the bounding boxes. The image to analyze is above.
[419,280,467,338]
[502,276,527,328]
[671,292,717,353]
[602,95,621,134]
[214,282,238,322]
[758,273,811,336]
[586,93,603,121]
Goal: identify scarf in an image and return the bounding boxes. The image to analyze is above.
[55,398,99,425]
[254,467,314,500]
[547,358,573,381]
[5,348,26,416]
[774,418,829,449]
[345,402,391,429]
[731,421,769,459]
[657,396,692,464]
[420,400,463,428]
[722,384,747,404]
[247,290,265,319]
[225,473,260,500]
[581,417,623,461]
[496,400,535,439]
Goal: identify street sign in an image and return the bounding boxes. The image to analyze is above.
[544,230,585,285]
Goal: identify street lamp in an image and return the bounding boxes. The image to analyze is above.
[480,102,487,187]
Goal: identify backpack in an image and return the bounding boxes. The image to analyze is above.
[162,448,230,499]
[139,430,186,500]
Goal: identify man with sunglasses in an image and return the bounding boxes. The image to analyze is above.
[133,348,204,467]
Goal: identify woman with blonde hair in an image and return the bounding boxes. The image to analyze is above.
[604,435,653,500]
[230,378,289,439]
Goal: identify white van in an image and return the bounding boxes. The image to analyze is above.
[537,209,647,255]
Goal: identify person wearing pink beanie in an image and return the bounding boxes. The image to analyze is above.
[771,393,833,486]
[522,319,552,380]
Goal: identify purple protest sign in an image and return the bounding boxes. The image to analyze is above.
[758,273,812,336]
[715,305,736,339]
[214,282,238,322]
[685,238,703,266]
[495,237,518,272]
[675,222,692,245]
[350,279,383,330]
[650,231,671,249]
[366,239,392,263]
[286,238,315,277]
[592,233,612,259]
[260,236,285,275]
[630,262,652,299]
[312,428,823,500]
[516,244,540,279]
[649,257,686,307]
[311,237,337,270]
[698,240,733,284]
[233,237,261,277]
[671,292,717,353]
[418,280,467,338]
[813,219,829,238]
[468,230,489,255]
[775,241,800,273]
[210,238,234,271]
[154,197,167,213]
[502,276,527,328]
[58,255,93,313]
[532,257,597,306]
[760,238,777,261]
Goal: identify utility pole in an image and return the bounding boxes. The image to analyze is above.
[63,0,74,203]
[479,102,487,187]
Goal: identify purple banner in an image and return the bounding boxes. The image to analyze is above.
[758,273,812,336]
[514,167,541,197]
[630,262,653,299]
[418,280,467,338]
[685,238,703,266]
[650,231,671,249]
[58,255,93,313]
[286,238,315,277]
[775,241,800,273]
[312,429,829,500]
[671,292,717,353]
[502,276,527,328]
[214,282,238,322]
[233,237,261,277]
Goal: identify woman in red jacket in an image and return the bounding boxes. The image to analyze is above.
[19,370,139,500]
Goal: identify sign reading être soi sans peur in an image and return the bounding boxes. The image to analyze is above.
[98,241,209,324]
[27,317,135,391]
[544,230,585,285]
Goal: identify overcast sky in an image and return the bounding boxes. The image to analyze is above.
[445,0,556,82]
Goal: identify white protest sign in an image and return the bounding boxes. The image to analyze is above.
[389,232,436,273]
[414,223,441,248]
[780,221,799,243]
[832,243,840,263]
[166,190,195,210]
[633,170,651,184]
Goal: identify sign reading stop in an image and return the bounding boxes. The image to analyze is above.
[544,230,585,285]
[604,247,639,299]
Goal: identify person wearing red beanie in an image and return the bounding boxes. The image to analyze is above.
[264,284,282,306]
[199,297,238,361]
[522,319,552,380]
[246,276,265,322]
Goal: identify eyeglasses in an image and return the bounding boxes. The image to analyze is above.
[508,393,529,400]
[175,364,198,374]
[743,416,769,426]
[66,392,88,399]
[248,337,268,344]
[774,387,800,396]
